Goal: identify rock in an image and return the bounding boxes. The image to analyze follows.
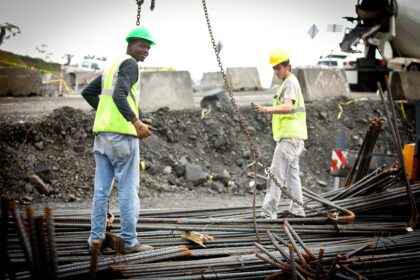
[247,126,257,136]
[227,181,239,193]
[163,166,172,175]
[185,164,207,186]
[207,181,226,193]
[213,169,230,185]
[167,175,178,186]
[25,154,35,168]
[73,145,85,153]
[342,116,353,129]
[24,183,34,193]
[319,111,328,120]
[166,130,178,143]
[317,180,327,186]
[173,157,188,177]
[34,141,44,150]
[22,196,33,202]
[146,164,159,175]
[34,160,53,183]
[28,174,50,195]
[200,88,230,109]
[242,149,251,159]
[245,180,255,194]
[174,164,186,177]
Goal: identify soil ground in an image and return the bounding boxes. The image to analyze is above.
[0,92,416,210]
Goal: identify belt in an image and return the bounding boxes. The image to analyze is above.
[278,138,304,144]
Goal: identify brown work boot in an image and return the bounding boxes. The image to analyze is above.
[104,232,124,254]
[123,244,154,254]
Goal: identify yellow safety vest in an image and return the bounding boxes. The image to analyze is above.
[272,74,308,141]
[93,55,140,136]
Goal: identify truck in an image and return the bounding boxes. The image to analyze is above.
[340,0,420,100]
[339,0,419,182]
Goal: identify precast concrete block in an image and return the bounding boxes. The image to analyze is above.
[139,71,194,112]
[295,67,349,101]
[270,67,349,101]
[0,67,42,97]
[226,67,262,91]
[199,72,224,91]
[389,71,420,101]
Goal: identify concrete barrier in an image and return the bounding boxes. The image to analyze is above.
[0,67,42,97]
[139,71,194,112]
[226,67,262,91]
[271,67,349,101]
[199,72,224,91]
[389,71,420,101]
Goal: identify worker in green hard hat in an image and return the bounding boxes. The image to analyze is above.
[82,26,156,254]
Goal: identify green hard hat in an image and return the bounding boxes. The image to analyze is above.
[125,26,156,45]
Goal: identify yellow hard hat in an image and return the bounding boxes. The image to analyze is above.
[269,49,290,66]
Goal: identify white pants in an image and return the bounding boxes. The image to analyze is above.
[262,140,305,219]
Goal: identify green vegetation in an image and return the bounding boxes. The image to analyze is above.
[0,49,61,73]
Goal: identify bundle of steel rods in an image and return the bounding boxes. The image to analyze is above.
[2,171,420,279]
[344,118,384,187]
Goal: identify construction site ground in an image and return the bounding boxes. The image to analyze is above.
[0,90,416,209]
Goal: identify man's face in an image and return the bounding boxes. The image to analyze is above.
[128,39,151,62]
[273,63,290,80]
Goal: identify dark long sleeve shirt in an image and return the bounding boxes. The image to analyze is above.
[81,58,139,121]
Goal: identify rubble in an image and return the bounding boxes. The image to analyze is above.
[0,96,416,205]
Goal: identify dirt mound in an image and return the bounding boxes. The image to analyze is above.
[0,96,415,204]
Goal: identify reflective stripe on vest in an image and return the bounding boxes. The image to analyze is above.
[272,74,308,141]
[93,55,140,136]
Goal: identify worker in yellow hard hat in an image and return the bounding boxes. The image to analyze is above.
[253,49,308,219]
[82,26,156,254]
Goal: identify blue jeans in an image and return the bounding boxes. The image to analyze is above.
[88,132,140,248]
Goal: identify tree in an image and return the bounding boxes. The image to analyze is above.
[62,54,74,65]
[35,44,53,61]
[0,22,21,46]
[83,55,107,61]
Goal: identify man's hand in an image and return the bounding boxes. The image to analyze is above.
[131,118,151,140]
[252,103,269,114]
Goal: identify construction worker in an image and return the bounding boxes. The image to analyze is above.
[253,49,308,219]
[81,26,155,253]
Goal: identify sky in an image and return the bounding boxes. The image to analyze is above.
[0,0,358,87]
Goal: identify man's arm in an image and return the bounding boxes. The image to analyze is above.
[112,59,139,122]
[81,75,102,110]
[255,99,293,114]
[113,58,150,139]
[254,81,295,114]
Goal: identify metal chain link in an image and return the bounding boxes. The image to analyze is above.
[136,0,155,26]
[136,0,144,26]
[201,0,325,216]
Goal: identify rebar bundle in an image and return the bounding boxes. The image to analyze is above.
[2,169,420,280]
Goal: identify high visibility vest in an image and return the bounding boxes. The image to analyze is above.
[93,55,140,137]
[272,74,308,141]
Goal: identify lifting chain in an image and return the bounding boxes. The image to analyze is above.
[135,0,155,26]
[201,0,326,217]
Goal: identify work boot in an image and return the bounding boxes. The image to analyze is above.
[104,232,124,254]
[123,244,154,254]
[281,209,305,218]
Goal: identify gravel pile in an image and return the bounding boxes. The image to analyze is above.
[0,96,415,204]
